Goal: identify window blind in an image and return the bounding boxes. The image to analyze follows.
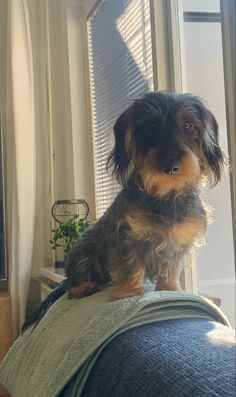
[88,0,154,218]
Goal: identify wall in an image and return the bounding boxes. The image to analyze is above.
[47,0,75,202]
[66,1,95,219]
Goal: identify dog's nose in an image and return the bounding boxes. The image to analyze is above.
[162,166,179,175]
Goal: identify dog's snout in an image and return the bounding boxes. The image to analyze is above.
[162,165,179,175]
[158,146,183,176]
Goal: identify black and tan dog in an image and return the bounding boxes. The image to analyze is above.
[66,91,225,300]
[22,91,225,331]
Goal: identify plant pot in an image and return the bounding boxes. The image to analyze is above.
[54,260,65,274]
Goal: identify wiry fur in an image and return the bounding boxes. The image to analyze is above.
[67,91,225,299]
[22,91,225,332]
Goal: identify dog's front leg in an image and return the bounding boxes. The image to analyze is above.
[111,232,145,300]
[112,268,145,300]
[155,261,182,292]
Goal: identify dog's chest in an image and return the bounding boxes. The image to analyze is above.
[124,192,206,248]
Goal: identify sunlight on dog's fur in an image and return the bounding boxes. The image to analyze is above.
[66,91,226,300]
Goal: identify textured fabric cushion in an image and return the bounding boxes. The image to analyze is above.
[2,287,229,397]
[82,318,235,397]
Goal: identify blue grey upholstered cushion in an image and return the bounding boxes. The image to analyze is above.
[80,318,235,397]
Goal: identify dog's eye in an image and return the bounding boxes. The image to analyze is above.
[184,122,192,130]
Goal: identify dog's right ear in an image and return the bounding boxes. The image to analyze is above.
[107,106,135,185]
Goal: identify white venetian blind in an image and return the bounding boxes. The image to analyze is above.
[88,0,154,218]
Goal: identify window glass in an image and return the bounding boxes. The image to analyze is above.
[183,0,220,13]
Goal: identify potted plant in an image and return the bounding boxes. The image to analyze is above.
[50,215,89,270]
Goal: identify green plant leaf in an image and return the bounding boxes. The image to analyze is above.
[50,217,90,256]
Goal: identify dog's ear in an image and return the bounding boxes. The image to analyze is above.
[202,110,226,186]
[107,106,135,184]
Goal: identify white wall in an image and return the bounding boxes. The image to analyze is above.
[47,0,75,202]
[66,1,95,219]
[46,0,97,216]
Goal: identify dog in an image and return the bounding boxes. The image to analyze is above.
[22,91,225,332]
[66,91,225,300]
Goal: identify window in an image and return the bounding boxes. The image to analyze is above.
[88,0,153,217]
[179,0,235,327]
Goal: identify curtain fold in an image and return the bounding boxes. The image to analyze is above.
[6,0,52,338]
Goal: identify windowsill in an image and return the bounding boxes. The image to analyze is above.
[40,267,66,284]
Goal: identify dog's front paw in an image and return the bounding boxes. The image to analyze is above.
[68,282,100,299]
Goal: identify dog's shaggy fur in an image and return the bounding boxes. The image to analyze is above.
[22,91,226,332]
[66,91,225,300]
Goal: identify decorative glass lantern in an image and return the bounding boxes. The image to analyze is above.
[50,199,89,272]
[51,199,89,223]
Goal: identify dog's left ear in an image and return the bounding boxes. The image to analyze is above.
[107,106,135,184]
[202,110,226,186]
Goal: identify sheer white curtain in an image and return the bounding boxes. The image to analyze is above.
[6,0,52,337]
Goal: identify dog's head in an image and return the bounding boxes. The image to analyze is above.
[108,91,226,196]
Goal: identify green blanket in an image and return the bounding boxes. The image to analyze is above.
[0,285,230,397]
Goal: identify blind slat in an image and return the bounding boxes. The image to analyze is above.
[88,0,153,218]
